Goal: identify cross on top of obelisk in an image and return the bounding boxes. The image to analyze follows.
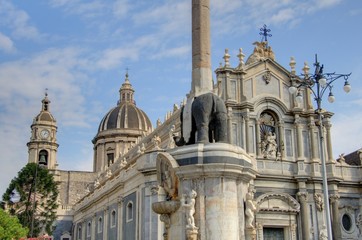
[259,24,272,43]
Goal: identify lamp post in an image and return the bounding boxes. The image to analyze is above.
[289,55,351,239]
[30,157,47,237]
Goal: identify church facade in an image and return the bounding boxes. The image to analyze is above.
[24,1,362,240]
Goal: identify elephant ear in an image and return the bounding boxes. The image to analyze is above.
[182,97,194,143]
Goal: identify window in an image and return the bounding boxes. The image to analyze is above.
[232,123,238,146]
[285,129,293,157]
[126,201,133,222]
[86,222,91,237]
[230,80,237,100]
[77,226,82,240]
[342,214,352,232]
[107,153,114,167]
[302,130,310,158]
[263,227,284,240]
[38,150,48,166]
[111,210,116,227]
[98,217,103,233]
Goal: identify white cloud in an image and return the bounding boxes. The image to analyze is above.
[151,45,190,59]
[96,47,140,70]
[0,32,15,53]
[0,0,41,40]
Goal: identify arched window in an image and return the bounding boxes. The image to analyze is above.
[111,210,116,227]
[126,201,133,222]
[38,149,48,166]
[259,112,279,159]
[86,221,91,237]
[98,217,103,233]
[77,226,82,240]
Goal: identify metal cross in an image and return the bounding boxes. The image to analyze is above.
[259,24,272,42]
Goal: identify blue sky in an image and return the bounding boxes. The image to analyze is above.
[0,0,361,196]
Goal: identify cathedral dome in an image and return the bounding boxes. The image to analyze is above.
[97,73,152,134]
[98,102,152,132]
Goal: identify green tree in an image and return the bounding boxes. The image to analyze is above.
[0,208,28,239]
[2,163,59,237]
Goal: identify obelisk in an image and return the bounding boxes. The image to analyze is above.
[191,0,213,97]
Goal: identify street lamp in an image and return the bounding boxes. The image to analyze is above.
[30,157,48,237]
[289,54,351,239]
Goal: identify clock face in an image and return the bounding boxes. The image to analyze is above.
[40,129,50,139]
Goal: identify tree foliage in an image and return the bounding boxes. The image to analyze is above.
[0,208,28,239]
[2,163,59,237]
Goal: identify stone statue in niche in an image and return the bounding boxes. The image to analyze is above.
[181,189,197,230]
[174,92,228,146]
[262,131,277,158]
[245,189,257,229]
[162,170,178,200]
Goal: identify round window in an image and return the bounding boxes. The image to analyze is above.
[342,214,352,231]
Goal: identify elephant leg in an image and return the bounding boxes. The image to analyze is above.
[214,112,228,142]
[196,121,209,143]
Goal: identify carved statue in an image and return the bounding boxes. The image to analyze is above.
[181,190,197,229]
[357,213,362,236]
[262,132,277,158]
[152,135,161,150]
[314,193,324,212]
[245,190,257,229]
[162,170,178,200]
[174,92,228,146]
[319,225,328,240]
[167,125,176,149]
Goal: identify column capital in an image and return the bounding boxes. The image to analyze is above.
[297,191,308,202]
[329,194,340,203]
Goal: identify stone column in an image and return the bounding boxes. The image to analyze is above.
[278,121,285,159]
[191,0,213,97]
[297,191,310,239]
[92,214,96,240]
[245,114,251,154]
[103,207,109,239]
[118,196,124,240]
[330,194,341,239]
[308,117,318,161]
[227,107,233,144]
[255,119,261,157]
[324,119,334,163]
[294,116,303,159]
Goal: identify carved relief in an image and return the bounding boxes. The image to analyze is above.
[256,192,300,213]
[156,152,179,200]
[314,193,324,212]
[356,213,362,236]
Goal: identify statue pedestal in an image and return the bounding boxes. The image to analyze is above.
[245,228,257,240]
[186,228,199,240]
[168,143,257,240]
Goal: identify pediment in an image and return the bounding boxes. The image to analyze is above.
[256,192,300,213]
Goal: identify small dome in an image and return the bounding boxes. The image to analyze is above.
[98,102,152,132]
[97,73,152,134]
[34,93,56,123]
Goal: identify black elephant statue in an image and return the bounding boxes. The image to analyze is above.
[174,92,228,146]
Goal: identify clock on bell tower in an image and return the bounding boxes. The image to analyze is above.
[27,92,59,170]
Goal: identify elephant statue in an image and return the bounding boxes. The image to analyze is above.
[174,92,228,146]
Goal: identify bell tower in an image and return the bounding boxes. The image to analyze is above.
[27,92,59,170]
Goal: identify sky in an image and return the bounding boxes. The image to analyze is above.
[0,0,361,197]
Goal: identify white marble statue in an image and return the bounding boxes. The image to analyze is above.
[319,225,327,240]
[245,190,257,229]
[181,190,197,229]
[262,131,277,158]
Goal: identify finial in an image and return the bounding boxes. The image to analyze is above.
[45,88,48,97]
[303,62,310,76]
[259,24,272,45]
[237,48,245,67]
[223,49,230,67]
[289,57,296,75]
[125,67,130,82]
